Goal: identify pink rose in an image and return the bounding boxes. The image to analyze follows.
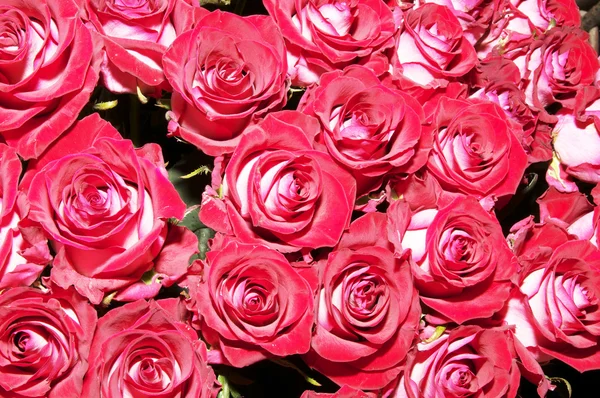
[82,298,218,397]
[24,114,197,304]
[501,223,600,372]
[393,326,549,398]
[163,10,289,156]
[547,102,600,191]
[0,144,51,288]
[264,0,396,86]
[304,212,421,390]
[186,236,315,367]
[426,97,528,200]
[394,3,477,88]
[298,65,431,197]
[389,196,518,323]
[80,0,206,96]
[512,27,599,111]
[0,286,97,397]
[510,0,580,33]
[200,111,356,253]
[0,0,99,159]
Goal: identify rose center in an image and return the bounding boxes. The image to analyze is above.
[0,10,27,58]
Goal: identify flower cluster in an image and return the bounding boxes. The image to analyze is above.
[0,0,599,396]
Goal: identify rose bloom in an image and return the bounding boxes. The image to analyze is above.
[469,55,554,164]
[536,187,598,246]
[185,236,315,367]
[501,219,600,371]
[298,65,431,197]
[0,0,99,160]
[304,212,421,390]
[393,3,477,89]
[82,298,218,397]
[264,0,396,87]
[509,0,580,34]
[389,196,518,324]
[413,0,505,47]
[79,0,205,96]
[0,144,51,288]
[163,10,289,156]
[547,102,600,192]
[199,111,356,253]
[426,96,528,200]
[392,326,549,398]
[0,286,97,397]
[24,114,198,305]
[511,27,599,111]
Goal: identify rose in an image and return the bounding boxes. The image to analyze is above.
[393,3,477,88]
[0,144,51,288]
[392,326,549,398]
[80,0,205,96]
[547,104,600,192]
[389,197,518,324]
[82,298,218,397]
[298,65,431,197]
[24,114,197,304]
[426,96,528,200]
[199,111,356,253]
[510,0,580,33]
[303,212,421,390]
[0,286,97,397]
[512,27,599,111]
[415,0,505,47]
[264,0,396,87]
[186,236,315,367]
[469,56,550,164]
[163,10,289,156]
[0,0,99,160]
[537,187,597,245]
[501,220,600,371]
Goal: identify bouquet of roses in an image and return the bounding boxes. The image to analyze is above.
[0,0,599,396]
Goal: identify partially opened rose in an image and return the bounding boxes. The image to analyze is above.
[304,212,421,390]
[426,97,528,200]
[264,0,396,86]
[82,298,218,397]
[199,111,356,253]
[80,0,206,95]
[298,65,431,197]
[0,144,51,288]
[0,286,97,397]
[0,0,99,159]
[24,114,198,304]
[389,196,518,324]
[394,3,477,88]
[186,236,315,367]
[163,10,289,156]
[510,0,580,33]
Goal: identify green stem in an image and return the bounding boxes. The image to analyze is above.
[234,0,247,15]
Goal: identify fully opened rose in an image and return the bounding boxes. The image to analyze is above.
[163,10,289,156]
[186,236,315,367]
[24,114,198,305]
[200,111,356,253]
[0,0,99,160]
[0,286,97,398]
